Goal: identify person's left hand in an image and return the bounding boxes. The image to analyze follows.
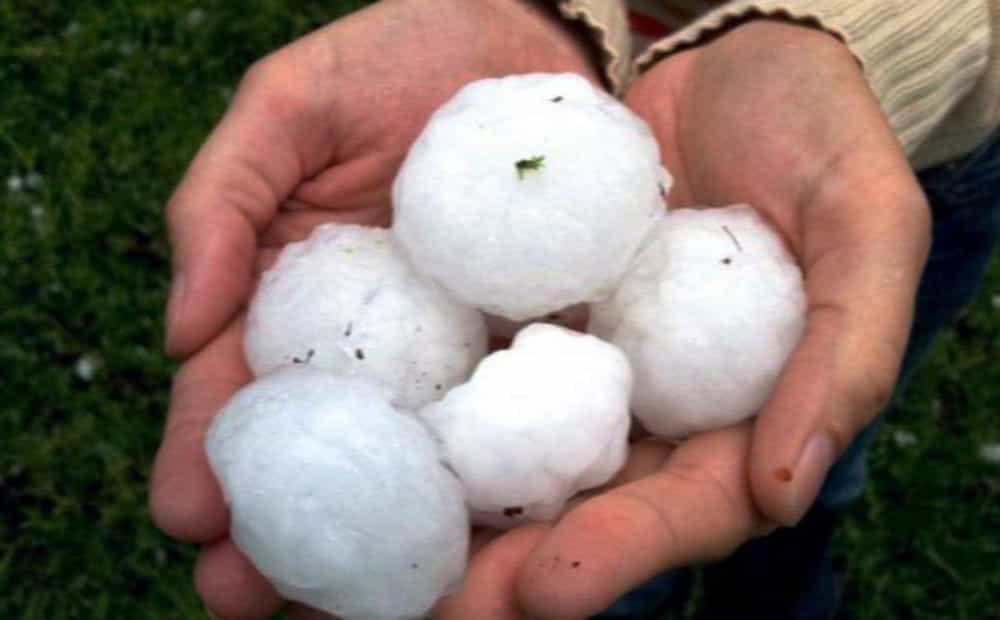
[436,19,931,619]
[436,425,767,619]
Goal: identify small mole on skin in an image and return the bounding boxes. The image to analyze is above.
[355,348,365,360]
[775,467,793,482]
[571,561,581,568]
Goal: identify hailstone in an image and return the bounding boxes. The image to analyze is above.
[244,223,488,409]
[205,366,469,620]
[419,323,632,529]
[393,73,670,321]
[589,205,806,438]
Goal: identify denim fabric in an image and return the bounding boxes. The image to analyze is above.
[596,128,1000,619]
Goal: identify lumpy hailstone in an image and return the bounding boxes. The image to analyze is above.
[244,224,488,409]
[205,366,469,620]
[393,73,670,321]
[589,205,806,438]
[420,324,632,529]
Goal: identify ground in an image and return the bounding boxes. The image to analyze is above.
[1,1,997,618]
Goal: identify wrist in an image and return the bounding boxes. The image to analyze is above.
[717,17,852,62]
[485,0,608,88]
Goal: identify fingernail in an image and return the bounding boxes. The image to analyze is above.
[783,432,836,524]
[165,271,187,352]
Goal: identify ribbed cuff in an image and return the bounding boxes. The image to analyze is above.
[633,0,992,157]
[556,0,631,95]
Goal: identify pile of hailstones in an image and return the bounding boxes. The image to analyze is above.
[206,74,806,620]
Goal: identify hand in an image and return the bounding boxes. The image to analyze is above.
[437,19,932,619]
[149,1,602,617]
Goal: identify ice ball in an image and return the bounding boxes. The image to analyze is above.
[205,366,469,620]
[393,73,670,321]
[589,205,806,438]
[244,223,488,409]
[419,323,632,529]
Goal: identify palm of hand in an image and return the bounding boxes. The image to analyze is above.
[152,1,601,618]
[441,21,931,620]
[154,11,932,619]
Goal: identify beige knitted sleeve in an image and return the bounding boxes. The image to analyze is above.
[553,0,632,94]
[632,1,996,167]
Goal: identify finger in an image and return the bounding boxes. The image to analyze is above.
[602,438,675,488]
[194,538,283,619]
[435,524,550,620]
[469,527,504,556]
[517,424,764,619]
[562,438,675,514]
[750,157,931,525]
[164,59,340,358]
[150,316,248,542]
[258,207,389,250]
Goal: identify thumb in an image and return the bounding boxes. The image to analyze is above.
[164,64,316,358]
[749,172,931,525]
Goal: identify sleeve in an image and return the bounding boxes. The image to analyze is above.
[632,0,994,160]
[553,0,632,95]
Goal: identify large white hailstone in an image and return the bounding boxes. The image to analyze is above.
[393,73,670,321]
[589,205,806,438]
[419,323,632,529]
[244,223,488,409]
[205,366,469,620]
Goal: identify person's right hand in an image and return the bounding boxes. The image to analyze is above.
[149,1,603,616]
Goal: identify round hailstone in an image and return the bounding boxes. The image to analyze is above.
[393,72,670,321]
[419,323,632,529]
[244,223,488,409]
[205,366,469,620]
[589,205,806,438]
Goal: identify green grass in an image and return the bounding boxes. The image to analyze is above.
[835,260,1000,619]
[1,1,997,618]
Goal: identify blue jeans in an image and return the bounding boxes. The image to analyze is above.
[598,129,1000,619]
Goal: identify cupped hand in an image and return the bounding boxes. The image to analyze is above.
[149,0,602,617]
[437,19,932,619]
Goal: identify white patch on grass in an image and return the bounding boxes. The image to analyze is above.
[25,172,42,189]
[892,429,918,448]
[29,204,45,229]
[75,354,101,381]
[992,293,1000,310]
[186,8,206,26]
[7,174,24,192]
[978,443,1000,464]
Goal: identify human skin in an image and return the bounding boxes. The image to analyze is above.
[151,4,931,618]
[437,20,932,619]
[151,0,601,616]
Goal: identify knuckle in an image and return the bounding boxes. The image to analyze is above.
[239,53,284,93]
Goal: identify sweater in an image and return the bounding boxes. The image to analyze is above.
[555,0,999,170]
